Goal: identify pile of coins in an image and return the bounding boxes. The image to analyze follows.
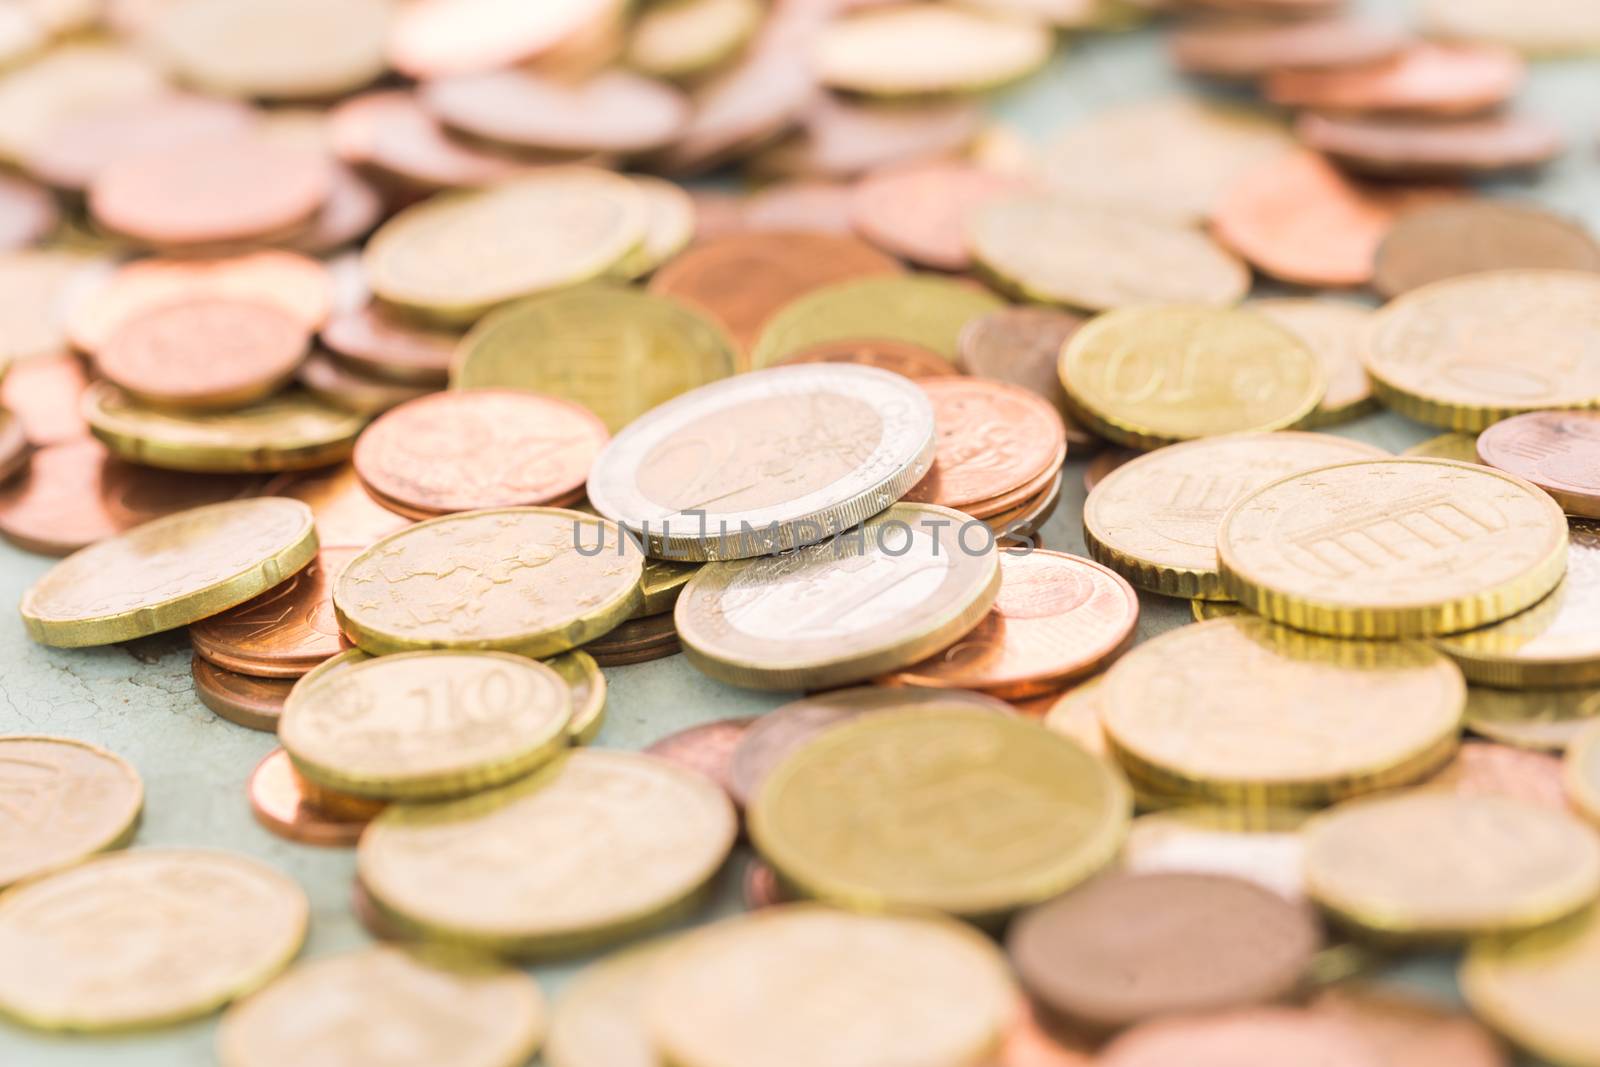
[1,0,1599,1064]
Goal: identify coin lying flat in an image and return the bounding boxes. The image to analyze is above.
[542,650,607,744]
[217,946,546,1067]
[1423,0,1600,56]
[1466,684,1600,753]
[587,365,935,560]
[1102,618,1465,806]
[751,92,983,182]
[328,89,541,192]
[1462,908,1600,1067]
[193,657,294,733]
[246,748,377,848]
[1298,112,1565,180]
[1120,807,1311,901]
[814,3,1053,96]
[1220,459,1570,638]
[1085,433,1385,599]
[423,68,688,156]
[903,378,1065,514]
[265,463,411,550]
[850,161,1020,271]
[453,284,737,432]
[358,750,736,956]
[281,651,572,800]
[1406,432,1484,463]
[386,0,618,79]
[1426,740,1573,815]
[1308,985,1508,1067]
[320,303,457,386]
[0,42,167,165]
[1099,1008,1385,1067]
[1568,720,1600,825]
[333,507,643,658]
[749,708,1129,919]
[0,849,307,1031]
[1375,202,1600,300]
[365,169,648,324]
[1305,792,1600,940]
[645,906,1018,1067]
[0,736,142,889]
[675,503,999,690]
[957,306,1094,445]
[1246,300,1377,427]
[544,936,682,1067]
[1264,42,1524,116]
[1477,411,1600,519]
[190,547,353,678]
[1171,16,1408,79]
[627,0,763,79]
[1060,307,1324,451]
[21,497,316,648]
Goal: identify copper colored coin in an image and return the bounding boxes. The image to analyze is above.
[1423,740,1573,814]
[998,1003,1096,1067]
[1309,987,1509,1067]
[584,614,681,667]
[776,337,959,379]
[649,231,902,357]
[0,409,28,485]
[1373,201,1600,299]
[353,389,608,517]
[278,166,385,257]
[248,748,371,848]
[643,717,756,800]
[1264,42,1523,117]
[96,298,311,410]
[741,182,858,237]
[1010,871,1324,1032]
[328,91,537,193]
[423,68,689,156]
[881,551,1138,699]
[0,172,59,250]
[298,350,432,417]
[1297,113,1565,179]
[903,378,1066,511]
[986,471,1064,542]
[192,655,293,732]
[320,302,459,386]
[957,306,1097,450]
[753,93,983,181]
[351,880,409,943]
[189,548,355,679]
[850,162,1021,271]
[725,686,1012,809]
[387,0,619,79]
[89,134,332,248]
[742,859,791,910]
[1212,149,1458,287]
[1099,1008,1383,1067]
[1171,17,1410,80]
[261,464,411,549]
[1476,411,1600,518]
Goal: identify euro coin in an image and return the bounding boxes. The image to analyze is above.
[1568,720,1600,825]
[543,650,607,744]
[1462,907,1600,1067]
[1466,684,1600,753]
[0,736,142,889]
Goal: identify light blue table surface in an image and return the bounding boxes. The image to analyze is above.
[2,1,1596,1063]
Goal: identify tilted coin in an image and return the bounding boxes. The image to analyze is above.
[636,557,698,618]
[1424,740,1573,814]
[1478,411,1600,519]
[542,650,607,744]
[422,68,688,156]
[247,748,376,849]
[192,657,294,733]
[1308,986,1509,1067]
[0,849,307,1031]
[749,708,1129,919]
[1007,872,1323,1031]
[586,365,936,560]
[1423,0,1600,56]
[365,169,648,324]
[613,175,696,281]
[1121,807,1311,900]
[453,284,737,433]
[84,383,366,474]
[1303,791,1600,940]
[1099,1008,1384,1067]
[21,497,316,648]
[358,750,737,956]
[626,0,764,79]
[217,946,545,1067]
[1219,459,1569,637]
[1462,907,1600,1067]
[190,547,354,678]
[1467,684,1600,753]
[1406,432,1483,463]
[1297,112,1565,180]
[1263,42,1524,116]
[1060,307,1324,451]
[1569,720,1600,825]
[675,503,999,690]
[814,3,1052,96]
[1246,300,1378,426]
[1101,618,1465,805]
[0,736,142,889]
[333,507,643,658]
[971,194,1250,312]
[1085,433,1385,598]
[281,652,572,800]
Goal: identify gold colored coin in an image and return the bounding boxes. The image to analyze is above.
[1246,298,1378,426]
[1121,807,1312,901]
[749,708,1129,920]
[1101,618,1465,806]
[0,42,165,163]
[1041,676,1109,757]
[1404,432,1482,463]
[1219,459,1570,638]
[1423,0,1600,57]
[333,507,643,658]
[1085,432,1385,598]
[358,750,737,956]
[748,274,1003,369]
[1060,306,1324,450]
[1191,599,1249,621]
[217,946,546,1067]
[21,497,317,648]
[971,195,1251,313]
[280,652,572,800]
[1364,270,1600,431]
[1304,791,1600,940]
[814,3,1053,96]
[83,383,365,473]
[637,558,698,618]
[452,283,737,432]
[1466,684,1600,752]
[544,650,607,744]
[645,906,1018,1067]
[625,0,762,80]
[1437,522,1600,687]
[1463,907,1600,1067]
[674,503,1000,690]
[545,936,681,1067]
[611,176,696,281]
[0,736,142,889]
[365,169,648,324]
[1568,720,1600,825]
[0,849,307,1031]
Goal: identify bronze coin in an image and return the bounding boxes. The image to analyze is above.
[1308,986,1510,1067]
[1423,740,1574,814]
[89,134,332,248]
[0,172,59,250]
[903,378,1067,511]
[1373,201,1600,299]
[741,858,791,910]
[851,161,1022,271]
[1297,113,1565,179]
[261,464,411,550]
[1007,871,1324,1032]
[1171,17,1410,80]
[277,166,385,257]
[192,655,293,732]
[741,181,858,237]
[1212,149,1459,287]
[190,548,355,679]
[1264,42,1523,117]
[987,471,1064,542]
[0,409,28,485]
[752,93,983,181]
[0,344,81,447]
[1475,411,1600,518]
[643,717,756,801]
[386,0,619,79]
[422,68,689,156]
[649,231,902,357]
[320,302,460,387]
[585,614,682,667]
[998,1002,1096,1067]
[351,880,409,943]
[328,90,537,193]
[96,298,311,411]
[247,748,372,848]
[297,350,433,417]
[958,306,1098,450]
[690,190,748,244]
[776,337,959,379]
[1099,1008,1383,1067]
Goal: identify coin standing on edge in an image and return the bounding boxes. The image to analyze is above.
[0,736,143,889]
